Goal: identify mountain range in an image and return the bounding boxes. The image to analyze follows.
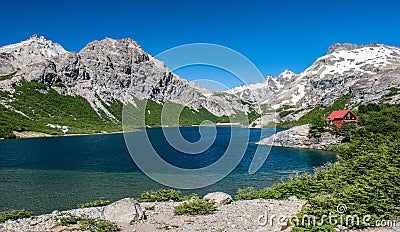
[1,35,399,138]
[226,42,400,123]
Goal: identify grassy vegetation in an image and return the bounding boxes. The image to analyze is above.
[79,218,119,232]
[279,109,302,118]
[174,199,217,215]
[140,189,183,202]
[144,206,155,210]
[0,210,33,223]
[236,103,400,230]
[278,94,352,128]
[56,212,80,226]
[380,87,399,102]
[54,82,66,88]
[77,199,110,208]
[0,71,17,81]
[55,213,119,232]
[240,100,261,124]
[139,189,200,202]
[0,80,249,139]
[0,81,122,138]
[139,189,212,215]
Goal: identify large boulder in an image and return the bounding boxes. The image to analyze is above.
[103,198,145,223]
[256,124,343,150]
[203,192,233,205]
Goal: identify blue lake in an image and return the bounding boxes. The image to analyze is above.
[0,127,336,214]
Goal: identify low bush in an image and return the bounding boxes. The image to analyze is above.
[55,213,119,232]
[55,212,79,226]
[79,218,119,232]
[180,193,201,201]
[139,189,201,202]
[140,189,183,202]
[77,199,110,208]
[236,103,400,230]
[144,205,155,210]
[174,199,217,215]
[0,72,17,81]
[0,210,33,223]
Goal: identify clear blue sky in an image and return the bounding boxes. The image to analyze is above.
[1,0,400,89]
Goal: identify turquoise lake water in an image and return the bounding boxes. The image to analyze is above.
[0,127,336,214]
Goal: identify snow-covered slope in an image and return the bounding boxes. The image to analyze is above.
[0,35,67,74]
[227,43,400,111]
[0,35,67,56]
[225,69,297,102]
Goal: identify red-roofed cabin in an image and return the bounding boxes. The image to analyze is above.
[325,110,358,128]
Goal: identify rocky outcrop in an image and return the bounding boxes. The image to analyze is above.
[103,198,145,223]
[327,43,360,54]
[0,36,248,119]
[256,124,343,150]
[351,68,400,104]
[226,43,400,127]
[203,192,233,205]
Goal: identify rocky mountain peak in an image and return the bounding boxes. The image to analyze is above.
[0,36,248,119]
[227,42,400,117]
[327,43,360,54]
[80,37,143,53]
[0,35,67,57]
[0,35,68,74]
[277,69,296,80]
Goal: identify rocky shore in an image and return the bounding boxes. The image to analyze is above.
[1,193,398,232]
[0,194,306,232]
[256,124,343,150]
[9,130,126,139]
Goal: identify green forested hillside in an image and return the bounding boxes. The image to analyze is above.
[236,103,400,231]
[0,81,243,138]
[278,94,352,128]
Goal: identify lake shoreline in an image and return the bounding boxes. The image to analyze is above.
[1,196,396,232]
[10,130,126,139]
[0,127,336,215]
[6,124,254,140]
[0,196,308,232]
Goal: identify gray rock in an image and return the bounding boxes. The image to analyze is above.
[204,192,233,205]
[103,198,145,223]
[256,124,343,150]
[327,43,360,54]
[226,43,400,127]
[0,35,249,120]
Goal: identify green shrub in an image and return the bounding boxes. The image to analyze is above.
[79,218,119,232]
[55,214,119,232]
[140,189,183,202]
[174,199,217,215]
[0,71,17,81]
[139,189,201,202]
[235,132,400,230]
[144,206,155,210]
[77,199,110,208]
[236,103,400,230]
[180,193,201,201]
[279,110,292,118]
[55,212,79,225]
[54,82,66,88]
[0,210,33,223]
[279,94,352,128]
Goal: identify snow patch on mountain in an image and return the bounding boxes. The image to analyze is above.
[229,43,400,113]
